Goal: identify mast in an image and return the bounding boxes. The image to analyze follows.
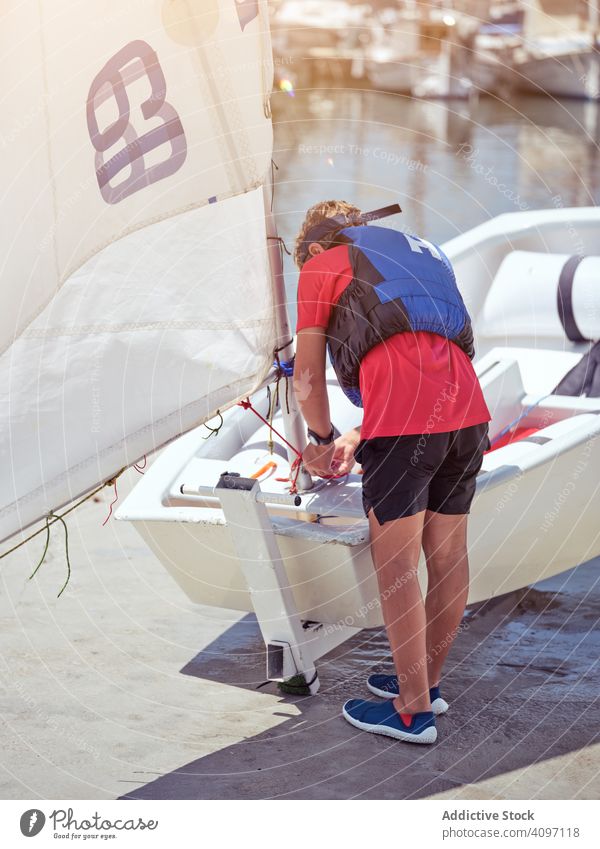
[263,184,313,491]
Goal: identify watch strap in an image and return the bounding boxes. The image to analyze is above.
[307,424,335,445]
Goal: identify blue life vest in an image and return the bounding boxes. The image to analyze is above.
[326,225,474,407]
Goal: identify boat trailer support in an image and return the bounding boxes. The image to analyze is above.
[215,473,358,695]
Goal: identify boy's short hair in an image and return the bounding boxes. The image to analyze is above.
[294,199,361,269]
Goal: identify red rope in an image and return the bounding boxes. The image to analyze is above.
[239,398,303,493]
[289,457,303,494]
[238,398,301,458]
[238,397,344,493]
[102,479,119,526]
[133,455,147,474]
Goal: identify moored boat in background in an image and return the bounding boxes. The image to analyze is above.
[513,0,600,99]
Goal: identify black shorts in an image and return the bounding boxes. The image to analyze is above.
[354,422,490,525]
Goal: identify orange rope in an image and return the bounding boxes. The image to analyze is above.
[239,398,305,493]
[238,398,345,492]
[250,460,277,480]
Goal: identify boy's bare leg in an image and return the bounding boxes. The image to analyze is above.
[422,511,470,688]
[368,509,431,714]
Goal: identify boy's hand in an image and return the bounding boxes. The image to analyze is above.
[332,428,361,475]
[302,442,336,477]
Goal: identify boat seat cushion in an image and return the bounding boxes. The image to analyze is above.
[480,251,600,341]
[482,412,599,471]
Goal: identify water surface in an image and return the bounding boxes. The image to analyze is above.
[271,90,600,319]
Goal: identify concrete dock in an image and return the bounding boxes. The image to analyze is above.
[1,469,598,800]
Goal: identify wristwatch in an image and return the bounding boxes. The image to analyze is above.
[307,424,335,446]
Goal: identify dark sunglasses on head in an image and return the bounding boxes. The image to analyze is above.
[298,203,402,267]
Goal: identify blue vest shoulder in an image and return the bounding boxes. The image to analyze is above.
[327,226,473,407]
[340,225,455,285]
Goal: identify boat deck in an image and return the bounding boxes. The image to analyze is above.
[1,468,598,800]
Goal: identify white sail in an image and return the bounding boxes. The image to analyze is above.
[0,0,276,542]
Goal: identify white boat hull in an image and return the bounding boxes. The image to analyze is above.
[516,45,600,99]
[117,207,600,630]
[365,58,416,93]
[119,349,600,630]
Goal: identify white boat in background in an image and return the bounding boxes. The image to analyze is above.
[117,206,600,692]
[271,0,369,50]
[411,37,475,100]
[514,1,600,99]
[365,46,417,95]
[514,35,600,99]
[270,0,370,85]
[470,3,524,97]
[365,6,474,99]
[364,6,421,94]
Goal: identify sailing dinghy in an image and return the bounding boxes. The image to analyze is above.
[2,3,600,694]
[116,204,600,693]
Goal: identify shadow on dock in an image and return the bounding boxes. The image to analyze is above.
[120,558,599,800]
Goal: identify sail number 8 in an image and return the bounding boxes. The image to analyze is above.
[86,40,187,205]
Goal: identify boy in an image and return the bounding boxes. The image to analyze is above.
[293,200,490,744]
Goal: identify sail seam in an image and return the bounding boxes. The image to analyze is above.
[0,361,275,523]
[0,183,267,360]
[58,182,265,288]
[20,318,273,339]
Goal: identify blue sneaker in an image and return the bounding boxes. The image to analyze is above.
[366,674,449,715]
[343,698,437,744]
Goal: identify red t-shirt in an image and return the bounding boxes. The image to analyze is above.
[296,245,491,439]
